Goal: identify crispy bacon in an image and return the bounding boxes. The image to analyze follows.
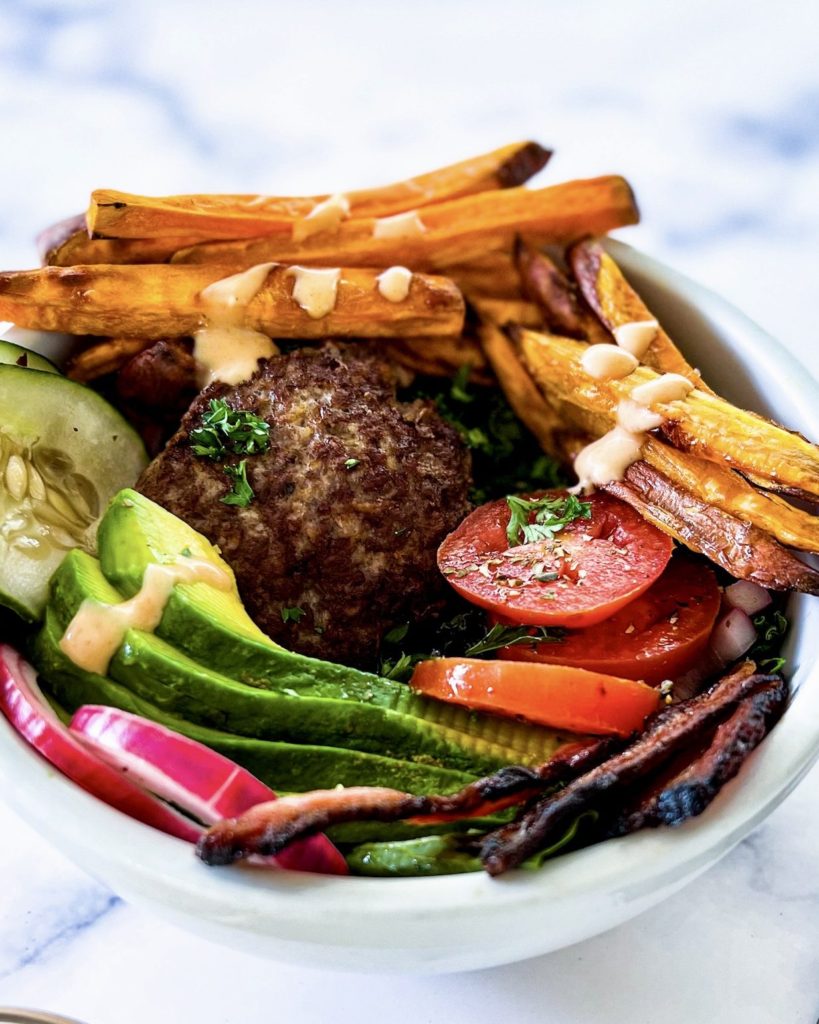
[606,462,819,594]
[196,738,616,866]
[606,675,786,835]
[478,662,767,874]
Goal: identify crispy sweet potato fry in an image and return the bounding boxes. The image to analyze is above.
[515,240,610,343]
[67,336,153,383]
[605,462,819,593]
[474,304,577,460]
[171,177,640,271]
[0,264,465,340]
[569,238,708,389]
[441,252,523,299]
[518,364,819,552]
[89,142,552,240]
[516,327,819,500]
[379,334,492,383]
[44,228,201,267]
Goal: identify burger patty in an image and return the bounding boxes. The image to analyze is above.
[137,343,472,667]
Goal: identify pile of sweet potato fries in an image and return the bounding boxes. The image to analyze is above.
[1,139,816,596]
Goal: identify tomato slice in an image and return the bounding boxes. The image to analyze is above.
[438,491,673,628]
[496,557,721,685]
[410,658,660,737]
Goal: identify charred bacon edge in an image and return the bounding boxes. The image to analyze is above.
[606,675,787,835]
[478,661,765,875]
[196,738,615,867]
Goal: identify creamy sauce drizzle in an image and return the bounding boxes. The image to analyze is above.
[286,266,341,319]
[572,426,646,493]
[292,194,350,242]
[631,372,694,406]
[194,263,278,386]
[372,210,426,240]
[580,344,638,381]
[376,266,413,302]
[616,398,664,433]
[613,319,659,359]
[60,558,231,675]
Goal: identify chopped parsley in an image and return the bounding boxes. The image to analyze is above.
[344,458,361,470]
[505,493,591,547]
[464,623,563,657]
[404,369,566,504]
[377,608,564,679]
[281,606,305,623]
[190,399,270,460]
[221,460,254,507]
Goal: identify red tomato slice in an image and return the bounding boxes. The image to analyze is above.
[437,491,673,628]
[410,658,660,737]
[496,557,721,685]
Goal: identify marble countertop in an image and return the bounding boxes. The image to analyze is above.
[0,1,817,1020]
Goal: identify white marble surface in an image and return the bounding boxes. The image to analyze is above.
[0,0,818,1020]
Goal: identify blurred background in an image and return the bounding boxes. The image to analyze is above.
[0,0,816,360]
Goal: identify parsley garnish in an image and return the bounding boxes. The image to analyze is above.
[379,652,428,681]
[281,606,305,623]
[505,493,591,547]
[221,460,254,507]
[190,399,270,460]
[344,458,360,470]
[464,623,563,657]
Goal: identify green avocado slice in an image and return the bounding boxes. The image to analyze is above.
[47,549,567,774]
[32,612,479,797]
[93,490,577,766]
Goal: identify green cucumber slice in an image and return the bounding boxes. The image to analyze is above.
[0,340,60,374]
[0,366,147,620]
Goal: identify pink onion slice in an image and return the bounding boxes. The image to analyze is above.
[70,704,348,875]
[0,644,199,841]
[709,608,758,665]
[724,580,772,616]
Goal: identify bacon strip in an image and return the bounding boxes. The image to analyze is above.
[196,738,616,866]
[606,675,787,835]
[478,662,767,874]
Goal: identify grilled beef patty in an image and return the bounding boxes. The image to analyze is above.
[137,343,472,666]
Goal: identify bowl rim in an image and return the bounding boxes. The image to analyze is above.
[0,240,818,937]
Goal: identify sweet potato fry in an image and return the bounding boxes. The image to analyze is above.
[0,264,465,340]
[441,252,523,299]
[516,327,819,500]
[67,336,153,382]
[89,141,552,240]
[514,240,610,343]
[518,365,819,552]
[44,228,201,267]
[171,177,640,271]
[379,334,492,383]
[569,238,707,389]
[605,462,819,593]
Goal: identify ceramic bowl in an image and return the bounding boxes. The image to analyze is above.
[0,241,817,974]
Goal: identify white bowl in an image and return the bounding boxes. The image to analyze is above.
[0,241,817,974]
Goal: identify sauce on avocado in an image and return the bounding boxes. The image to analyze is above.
[60,557,231,675]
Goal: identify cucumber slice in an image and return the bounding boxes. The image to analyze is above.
[0,366,147,620]
[0,340,60,374]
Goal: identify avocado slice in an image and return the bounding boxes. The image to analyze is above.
[94,490,575,765]
[32,612,500,841]
[33,612,480,796]
[48,549,567,773]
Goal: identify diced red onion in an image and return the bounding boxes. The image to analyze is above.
[710,608,758,665]
[724,580,772,616]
